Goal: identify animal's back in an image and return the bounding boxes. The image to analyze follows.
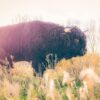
[0,20,60,60]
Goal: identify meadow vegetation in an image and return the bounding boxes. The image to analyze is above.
[0,53,100,100]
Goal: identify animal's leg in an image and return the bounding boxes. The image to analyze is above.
[6,55,14,68]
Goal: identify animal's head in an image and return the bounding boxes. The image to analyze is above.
[61,26,87,59]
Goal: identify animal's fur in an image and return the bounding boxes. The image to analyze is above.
[0,21,87,74]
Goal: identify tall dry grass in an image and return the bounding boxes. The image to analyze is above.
[0,53,100,100]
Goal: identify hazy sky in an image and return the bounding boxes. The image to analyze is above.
[0,0,100,26]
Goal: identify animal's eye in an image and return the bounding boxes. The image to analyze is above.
[62,32,66,35]
[74,39,79,44]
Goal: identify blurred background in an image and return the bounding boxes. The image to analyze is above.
[0,0,100,53]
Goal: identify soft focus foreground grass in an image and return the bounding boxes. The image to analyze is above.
[56,53,100,78]
[0,53,100,100]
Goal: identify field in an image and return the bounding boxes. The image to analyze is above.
[0,53,100,100]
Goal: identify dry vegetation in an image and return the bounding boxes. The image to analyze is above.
[0,53,100,100]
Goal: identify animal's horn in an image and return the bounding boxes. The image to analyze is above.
[64,27,71,33]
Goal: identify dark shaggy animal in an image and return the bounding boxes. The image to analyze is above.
[0,21,87,74]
